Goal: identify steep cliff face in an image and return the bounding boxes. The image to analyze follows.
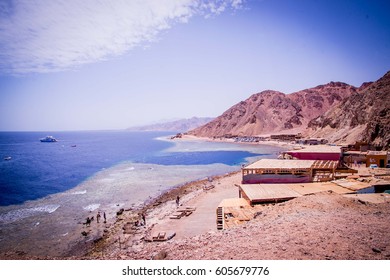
[189,82,356,137]
[307,71,390,148]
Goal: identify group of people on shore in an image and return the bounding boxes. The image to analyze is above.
[134,212,146,227]
[84,211,107,227]
[83,195,180,229]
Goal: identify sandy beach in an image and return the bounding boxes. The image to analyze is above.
[83,171,243,260]
[80,166,390,260]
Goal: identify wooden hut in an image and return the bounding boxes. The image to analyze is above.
[366,151,388,167]
[242,159,338,184]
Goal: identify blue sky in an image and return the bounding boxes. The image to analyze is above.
[0,0,389,131]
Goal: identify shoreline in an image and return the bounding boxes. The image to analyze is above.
[70,135,290,259]
[0,136,272,259]
[67,170,242,260]
[170,133,299,149]
[80,163,390,260]
[2,134,389,260]
[2,166,389,260]
[0,164,241,260]
[80,137,390,260]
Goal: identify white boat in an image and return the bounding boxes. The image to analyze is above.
[4,156,12,161]
[40,136,57,142]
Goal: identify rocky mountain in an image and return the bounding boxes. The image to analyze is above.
[189,71,390,148]
[307,71,390,148]
[127,117,214,132]
[189,82,357,137]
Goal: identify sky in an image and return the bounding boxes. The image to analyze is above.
[0,0,389,131]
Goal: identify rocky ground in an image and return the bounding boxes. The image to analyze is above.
[85,187,390,260]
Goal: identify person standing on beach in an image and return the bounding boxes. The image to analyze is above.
[176,196,180,207]
[141,213,146,226]
[97,212,101,223]
[103,212,106,223]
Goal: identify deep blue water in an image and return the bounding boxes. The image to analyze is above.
[0,131,263,206]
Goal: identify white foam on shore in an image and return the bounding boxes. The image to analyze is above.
[71,190,87,195]
[38,205,60,213]
[99,177,115,183]
[0,204,60,224]
[83,204,100,212]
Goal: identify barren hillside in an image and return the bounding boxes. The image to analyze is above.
[189,71,390,148]
[189,82,356,137]
[307,71,390,148]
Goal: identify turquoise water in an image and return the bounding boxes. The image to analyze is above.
[0,131,267,206]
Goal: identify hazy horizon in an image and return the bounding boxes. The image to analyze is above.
[1,0,389,131]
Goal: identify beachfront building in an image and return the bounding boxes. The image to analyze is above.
[270,134,301,142]
[239,184,302,206]
[343,150,367,167]
[346,141,376,152]
[343,150,389,167]
[366,151,389,168]
[283,145,342,161]
[295,138,328,145]
[242,159,339,184]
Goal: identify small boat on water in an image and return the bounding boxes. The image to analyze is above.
[4,156,12,161]
[40,136,57,142]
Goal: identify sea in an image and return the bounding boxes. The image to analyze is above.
[0,130,284,257]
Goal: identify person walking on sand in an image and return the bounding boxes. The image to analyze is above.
[103,212,106,223]
[176,195,180,207]
[97,212,101,223]
[141,213,146,226]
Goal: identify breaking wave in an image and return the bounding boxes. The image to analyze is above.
[0,204,60,224]
[83,204,100,212]
[71,190,87,195]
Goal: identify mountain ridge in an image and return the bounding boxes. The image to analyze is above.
[189,81,357,137]
[189,71,390,149]
[307,71,390,148]
[127,117,214,132]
